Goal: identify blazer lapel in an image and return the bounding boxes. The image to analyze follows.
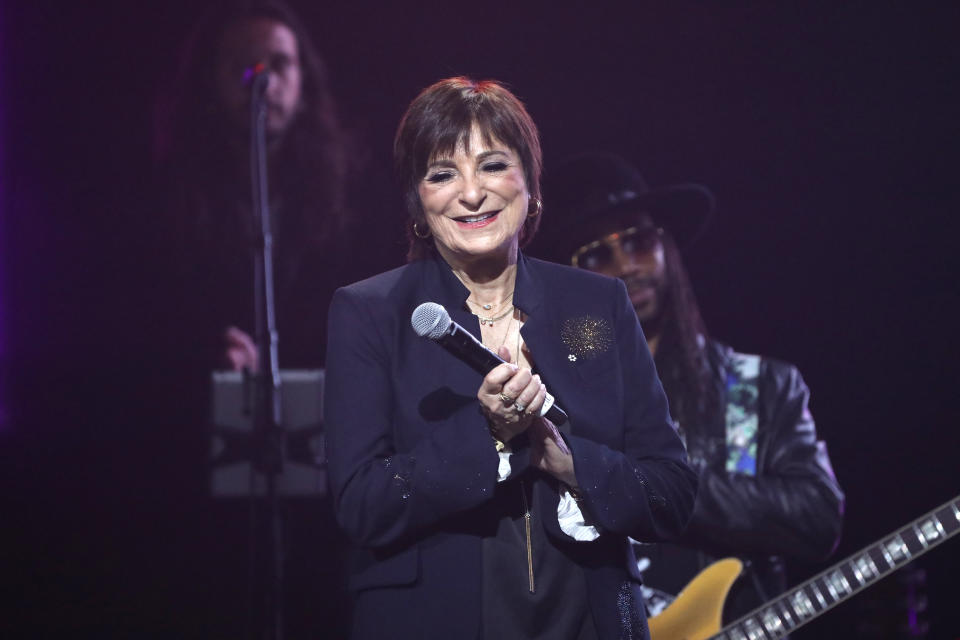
[515,257,584,437]
[415,255,483,398]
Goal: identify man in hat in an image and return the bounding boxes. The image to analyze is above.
[533,152,844,625]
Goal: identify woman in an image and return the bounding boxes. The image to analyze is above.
[324,77,697,639]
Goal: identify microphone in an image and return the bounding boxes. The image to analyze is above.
[411,302,568,425]
[243,62,270,98]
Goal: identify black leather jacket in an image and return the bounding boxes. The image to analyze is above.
[639,340,845,622]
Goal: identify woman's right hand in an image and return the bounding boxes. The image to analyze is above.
[477,346,547,444]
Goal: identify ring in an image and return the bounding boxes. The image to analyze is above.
[513,401,526,413]
[498,392,514,404]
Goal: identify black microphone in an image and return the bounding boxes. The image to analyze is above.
[411,302,568,426]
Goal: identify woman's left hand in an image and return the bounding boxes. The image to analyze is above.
[529,417,577,487]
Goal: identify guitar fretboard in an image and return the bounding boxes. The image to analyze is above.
[713,495,960,640]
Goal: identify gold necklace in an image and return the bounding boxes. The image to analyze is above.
[473,304,515,327]
[496,314,517,352]
[452,270,515,309]
[452,270,516,326]
[484,313,525,366]
[466,288,515,326]
[516,318,524,366]
[467,288,515,312]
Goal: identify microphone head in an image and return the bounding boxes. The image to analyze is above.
[243,62,267,85]
[411,302,451,340]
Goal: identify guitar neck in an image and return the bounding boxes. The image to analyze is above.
[713,494,960,640]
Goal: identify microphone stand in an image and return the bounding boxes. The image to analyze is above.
[249,70,285,640]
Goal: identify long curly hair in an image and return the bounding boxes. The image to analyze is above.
[650,231,720,432]
[153,0,350,250]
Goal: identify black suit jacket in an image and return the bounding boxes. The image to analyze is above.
[325,253,697,639]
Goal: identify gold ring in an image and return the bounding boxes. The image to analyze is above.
[497,392,514,404]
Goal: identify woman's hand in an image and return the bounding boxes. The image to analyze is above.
[478,346,547,444]
[530,417,577,487]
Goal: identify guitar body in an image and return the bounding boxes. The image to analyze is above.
[648,558,743,640]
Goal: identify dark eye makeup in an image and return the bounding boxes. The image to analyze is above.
[425,171,454,183]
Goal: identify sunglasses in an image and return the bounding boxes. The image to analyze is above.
[571,226,664,270]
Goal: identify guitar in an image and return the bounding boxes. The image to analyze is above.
[649,494,960,640]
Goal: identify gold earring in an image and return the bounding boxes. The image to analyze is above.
[528,197,542,218]
[413,221,432,239]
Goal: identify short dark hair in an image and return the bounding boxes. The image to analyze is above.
[393,77,542,261]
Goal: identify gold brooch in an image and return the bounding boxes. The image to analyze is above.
[561,316,613,361]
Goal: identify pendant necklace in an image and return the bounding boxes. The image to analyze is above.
[473,290,513,311]
[466,288,515,326]
[484,312,520,357]
[474,304,515,326]
[453,267,516,327]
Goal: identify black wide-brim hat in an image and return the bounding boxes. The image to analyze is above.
[534,152,715,263]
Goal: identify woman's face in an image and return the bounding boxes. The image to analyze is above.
[418,126,529,265]
[215,17,303,136]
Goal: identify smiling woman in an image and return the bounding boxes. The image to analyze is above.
[418,129,531,266]
[323,76,698,640]
[394,78,543,263]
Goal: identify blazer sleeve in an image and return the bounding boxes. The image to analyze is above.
[681,365,845,561]
[564,279,698,542]
[324,286,502,549]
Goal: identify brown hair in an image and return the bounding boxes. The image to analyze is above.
[393,77,542,261]
[154,0,352,248]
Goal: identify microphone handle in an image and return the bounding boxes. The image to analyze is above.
[544,401,569,426]
[437,323,569,425]
[437,322,505,376]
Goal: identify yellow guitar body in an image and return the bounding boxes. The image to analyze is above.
[648,558,743,640]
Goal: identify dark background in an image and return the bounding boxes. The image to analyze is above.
[2,1,959,637]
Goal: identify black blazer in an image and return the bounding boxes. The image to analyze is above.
[325,253,697,639]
